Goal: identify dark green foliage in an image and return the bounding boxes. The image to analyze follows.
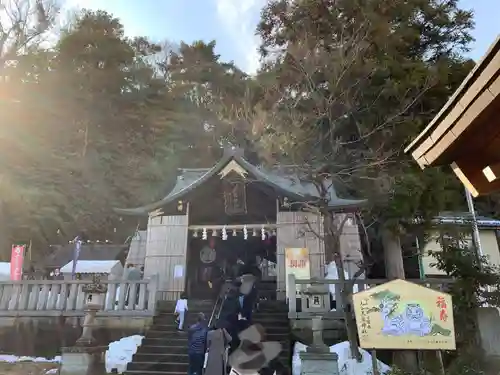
[0,9,254,258]
[427,232,500,374]
[254,0,476,231]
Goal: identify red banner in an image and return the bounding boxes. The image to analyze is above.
[10,245,25,281]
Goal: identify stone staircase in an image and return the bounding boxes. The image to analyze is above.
[253,299,292,375]
[123,281,292,375]
[124,300,214,375]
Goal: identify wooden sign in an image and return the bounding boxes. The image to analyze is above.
[352,279,456,350]
[285,248,310,295]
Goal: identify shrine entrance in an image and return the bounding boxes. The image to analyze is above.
[186,228,277,299]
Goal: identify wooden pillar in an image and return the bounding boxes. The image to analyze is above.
[144,213,189,301]
[337,214,364,280]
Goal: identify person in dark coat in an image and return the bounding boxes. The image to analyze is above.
[219,286,241,353]
[210,265,224,300]
[241,283,257,322]
[187,313,208,375]
[238,272,258,322]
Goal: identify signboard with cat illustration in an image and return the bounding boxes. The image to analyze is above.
[352,279,456,350]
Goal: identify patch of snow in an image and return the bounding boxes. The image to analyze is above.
[0,355,61,363]
[325,262,365,311]
[293,341,391,375]
[105,335,144,374]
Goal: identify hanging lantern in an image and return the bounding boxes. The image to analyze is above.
[261,227,266,241]
[193,230,199,238]
[96,240,100,243]
[202,228,207,240]
[222,226,228,240]
[243,226,248,240]
[212,229,218,237]
[232,229,237,236]
[252,228,257,237]
[272,229,277,236]
[177,200,183,212]
[113,227,117,233]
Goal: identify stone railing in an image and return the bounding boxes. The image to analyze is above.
[287,274,453,319]
[0,275,159,317]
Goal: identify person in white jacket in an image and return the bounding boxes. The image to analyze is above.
[175,292,189,331]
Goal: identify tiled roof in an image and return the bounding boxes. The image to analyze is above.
[114,148,366,215]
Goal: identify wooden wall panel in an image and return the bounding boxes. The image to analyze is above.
[276,211,325,300]
[336,214,364,279]
[145,215,189,301]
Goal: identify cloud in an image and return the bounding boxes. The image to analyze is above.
[215,0,266,74]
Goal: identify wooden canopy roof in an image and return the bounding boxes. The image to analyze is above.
[405,35,500,197]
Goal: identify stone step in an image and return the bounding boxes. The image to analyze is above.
[252,317,289,326]
[141,337,188,346]
[146,328,188,337]
[128,361,189,372]
[157,300,214,311]
[126,372,184,375]
[135,345,187,355]
[132,352,187,362]
[153,312,214,326]
[142,333,288,347]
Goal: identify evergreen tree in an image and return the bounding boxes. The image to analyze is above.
[253,0,476,368]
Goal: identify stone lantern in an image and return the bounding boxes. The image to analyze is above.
[83,274,108,311]
[300,282,330,353]
[76,275,108,346]
[299,281,339,375]
[302,282,329,314]
[61,275,108,375]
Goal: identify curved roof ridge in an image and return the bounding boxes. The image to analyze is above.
[114,152,366,216]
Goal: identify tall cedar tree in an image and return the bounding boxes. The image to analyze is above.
[255,0,475,368]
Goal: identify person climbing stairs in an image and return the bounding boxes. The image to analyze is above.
[124,300,213,375]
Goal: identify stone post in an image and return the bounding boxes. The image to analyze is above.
[61,276,108,375]
[300,351,340,375]
[300,318,339,375]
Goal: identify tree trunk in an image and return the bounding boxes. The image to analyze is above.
[381,229,405,280]
[381,228,419,372]
[324,212,361,361]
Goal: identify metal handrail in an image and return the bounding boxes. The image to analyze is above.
[208,282,230,328]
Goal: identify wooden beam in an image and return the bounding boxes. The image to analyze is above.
[451,162,480,197]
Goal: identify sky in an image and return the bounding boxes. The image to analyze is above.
[65,0,499,74]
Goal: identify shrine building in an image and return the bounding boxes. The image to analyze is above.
[115,147,366,301]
